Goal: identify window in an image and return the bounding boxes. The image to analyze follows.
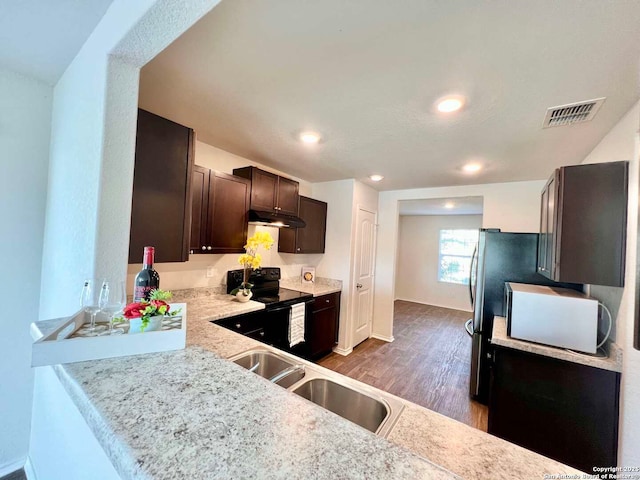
[438,229,479,285]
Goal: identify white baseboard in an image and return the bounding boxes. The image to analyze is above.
[0,457,26,477]
[332,346,352,356]
[24,457,37,480]
[370,333,394,343]
[394,297,472,313]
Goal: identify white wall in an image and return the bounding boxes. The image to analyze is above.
[396,215,482,311]
[580,100,640,467]
[38,0,222,321]
[28,367,120,480]
[312,180,356,352]
[0,68,52,473]
[372,179,545,340]
[309,180,379,352]
[126,141,321,291]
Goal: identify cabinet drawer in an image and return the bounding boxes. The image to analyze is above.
[215,313,264,335]
[313,293,338,311]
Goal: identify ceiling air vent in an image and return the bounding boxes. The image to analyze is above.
[542,97,605,128]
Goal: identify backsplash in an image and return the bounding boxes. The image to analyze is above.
[126,225,323,294]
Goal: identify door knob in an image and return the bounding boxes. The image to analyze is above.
[207,246,212,250]
[356,283,363,289]
[201,246,206,250]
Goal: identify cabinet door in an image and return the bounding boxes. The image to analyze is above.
[555,162,628,286]
[545,173,557,278]
[307,293,340,359]
[296,197,327,253]
[129,109,194,263]
[277,196,328,254]
[207,171,250,254]
[308,306,338,358]
[190,166,210,253]
[250,169,278,212]
[489,347,619,472]
[537,184,548,275]
[276,176,300,215]
[277,225,297,253]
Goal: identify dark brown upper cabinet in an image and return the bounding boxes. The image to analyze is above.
[537,161,628,287]
[190,166,250,254]
[233,166,300,216]
[279,196,327,254]
[128,109,194,264]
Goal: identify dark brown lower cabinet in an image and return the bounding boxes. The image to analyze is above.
[306,292,340,359]
[488,346,620,473]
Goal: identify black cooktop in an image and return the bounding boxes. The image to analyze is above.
[254,288,313,306]
[227,267,312,308]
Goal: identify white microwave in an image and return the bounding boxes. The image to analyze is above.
[504,282,599,353]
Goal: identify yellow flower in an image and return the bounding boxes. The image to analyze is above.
[249,231,274,249]
[238,232,274,269]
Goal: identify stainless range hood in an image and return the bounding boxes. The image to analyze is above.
[248,210,306,228]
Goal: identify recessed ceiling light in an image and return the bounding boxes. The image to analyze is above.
[463,163,482,173]
[300,132,321,144]
[369,174,384,182]
[444,202,455,209]
[436,95,465,113]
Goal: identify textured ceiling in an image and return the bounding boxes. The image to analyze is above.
[0,0,113,84]
[139,0,640,191]
[399,197,483,216]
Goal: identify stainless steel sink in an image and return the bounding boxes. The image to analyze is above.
[293,378,390,434]
[229,348,403,437]
[231,351,306,388]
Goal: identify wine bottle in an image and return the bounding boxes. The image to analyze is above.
[133,246,160,302]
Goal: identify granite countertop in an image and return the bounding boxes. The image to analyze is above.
[491,316,623,372]
[388,404,582,480]
[280,277,342,297]
[39,293,583,480]
[57,348,456,480]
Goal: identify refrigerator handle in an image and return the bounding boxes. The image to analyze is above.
[469,245,477,308]
[465,318,474,337]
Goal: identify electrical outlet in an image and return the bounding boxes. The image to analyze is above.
[206,267,216,278]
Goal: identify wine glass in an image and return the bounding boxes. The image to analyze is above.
[80,279,105,335]
[98,280,126,336]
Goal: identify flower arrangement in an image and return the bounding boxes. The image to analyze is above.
[230,231,274,297]
[121,289,180,332]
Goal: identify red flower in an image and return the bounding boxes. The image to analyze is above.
[150,300,168,310]
[123,302,145,319]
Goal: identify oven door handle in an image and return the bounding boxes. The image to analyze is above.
[267,300,312,314]
[268,305,292,314]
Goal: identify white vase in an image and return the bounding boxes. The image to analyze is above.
[128,315,163,334]
[236,290,253,303]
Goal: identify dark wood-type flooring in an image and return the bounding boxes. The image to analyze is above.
[318,300,488,431]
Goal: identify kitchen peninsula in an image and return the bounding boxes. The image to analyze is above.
[30,291,583,480]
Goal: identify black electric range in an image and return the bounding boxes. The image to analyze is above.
[226,267,312,307]
[216,268,313,355]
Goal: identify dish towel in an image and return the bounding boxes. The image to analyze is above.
[289,303,306,348]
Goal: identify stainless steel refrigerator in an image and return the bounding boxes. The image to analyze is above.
[466,229,581,404]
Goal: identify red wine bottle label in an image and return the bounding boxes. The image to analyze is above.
[134,285,153,302]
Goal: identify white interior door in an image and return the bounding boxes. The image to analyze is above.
[352,207,377,347]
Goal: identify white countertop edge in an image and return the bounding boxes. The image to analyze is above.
[491,316,622,373]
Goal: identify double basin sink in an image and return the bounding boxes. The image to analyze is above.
[230,349,404,437]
